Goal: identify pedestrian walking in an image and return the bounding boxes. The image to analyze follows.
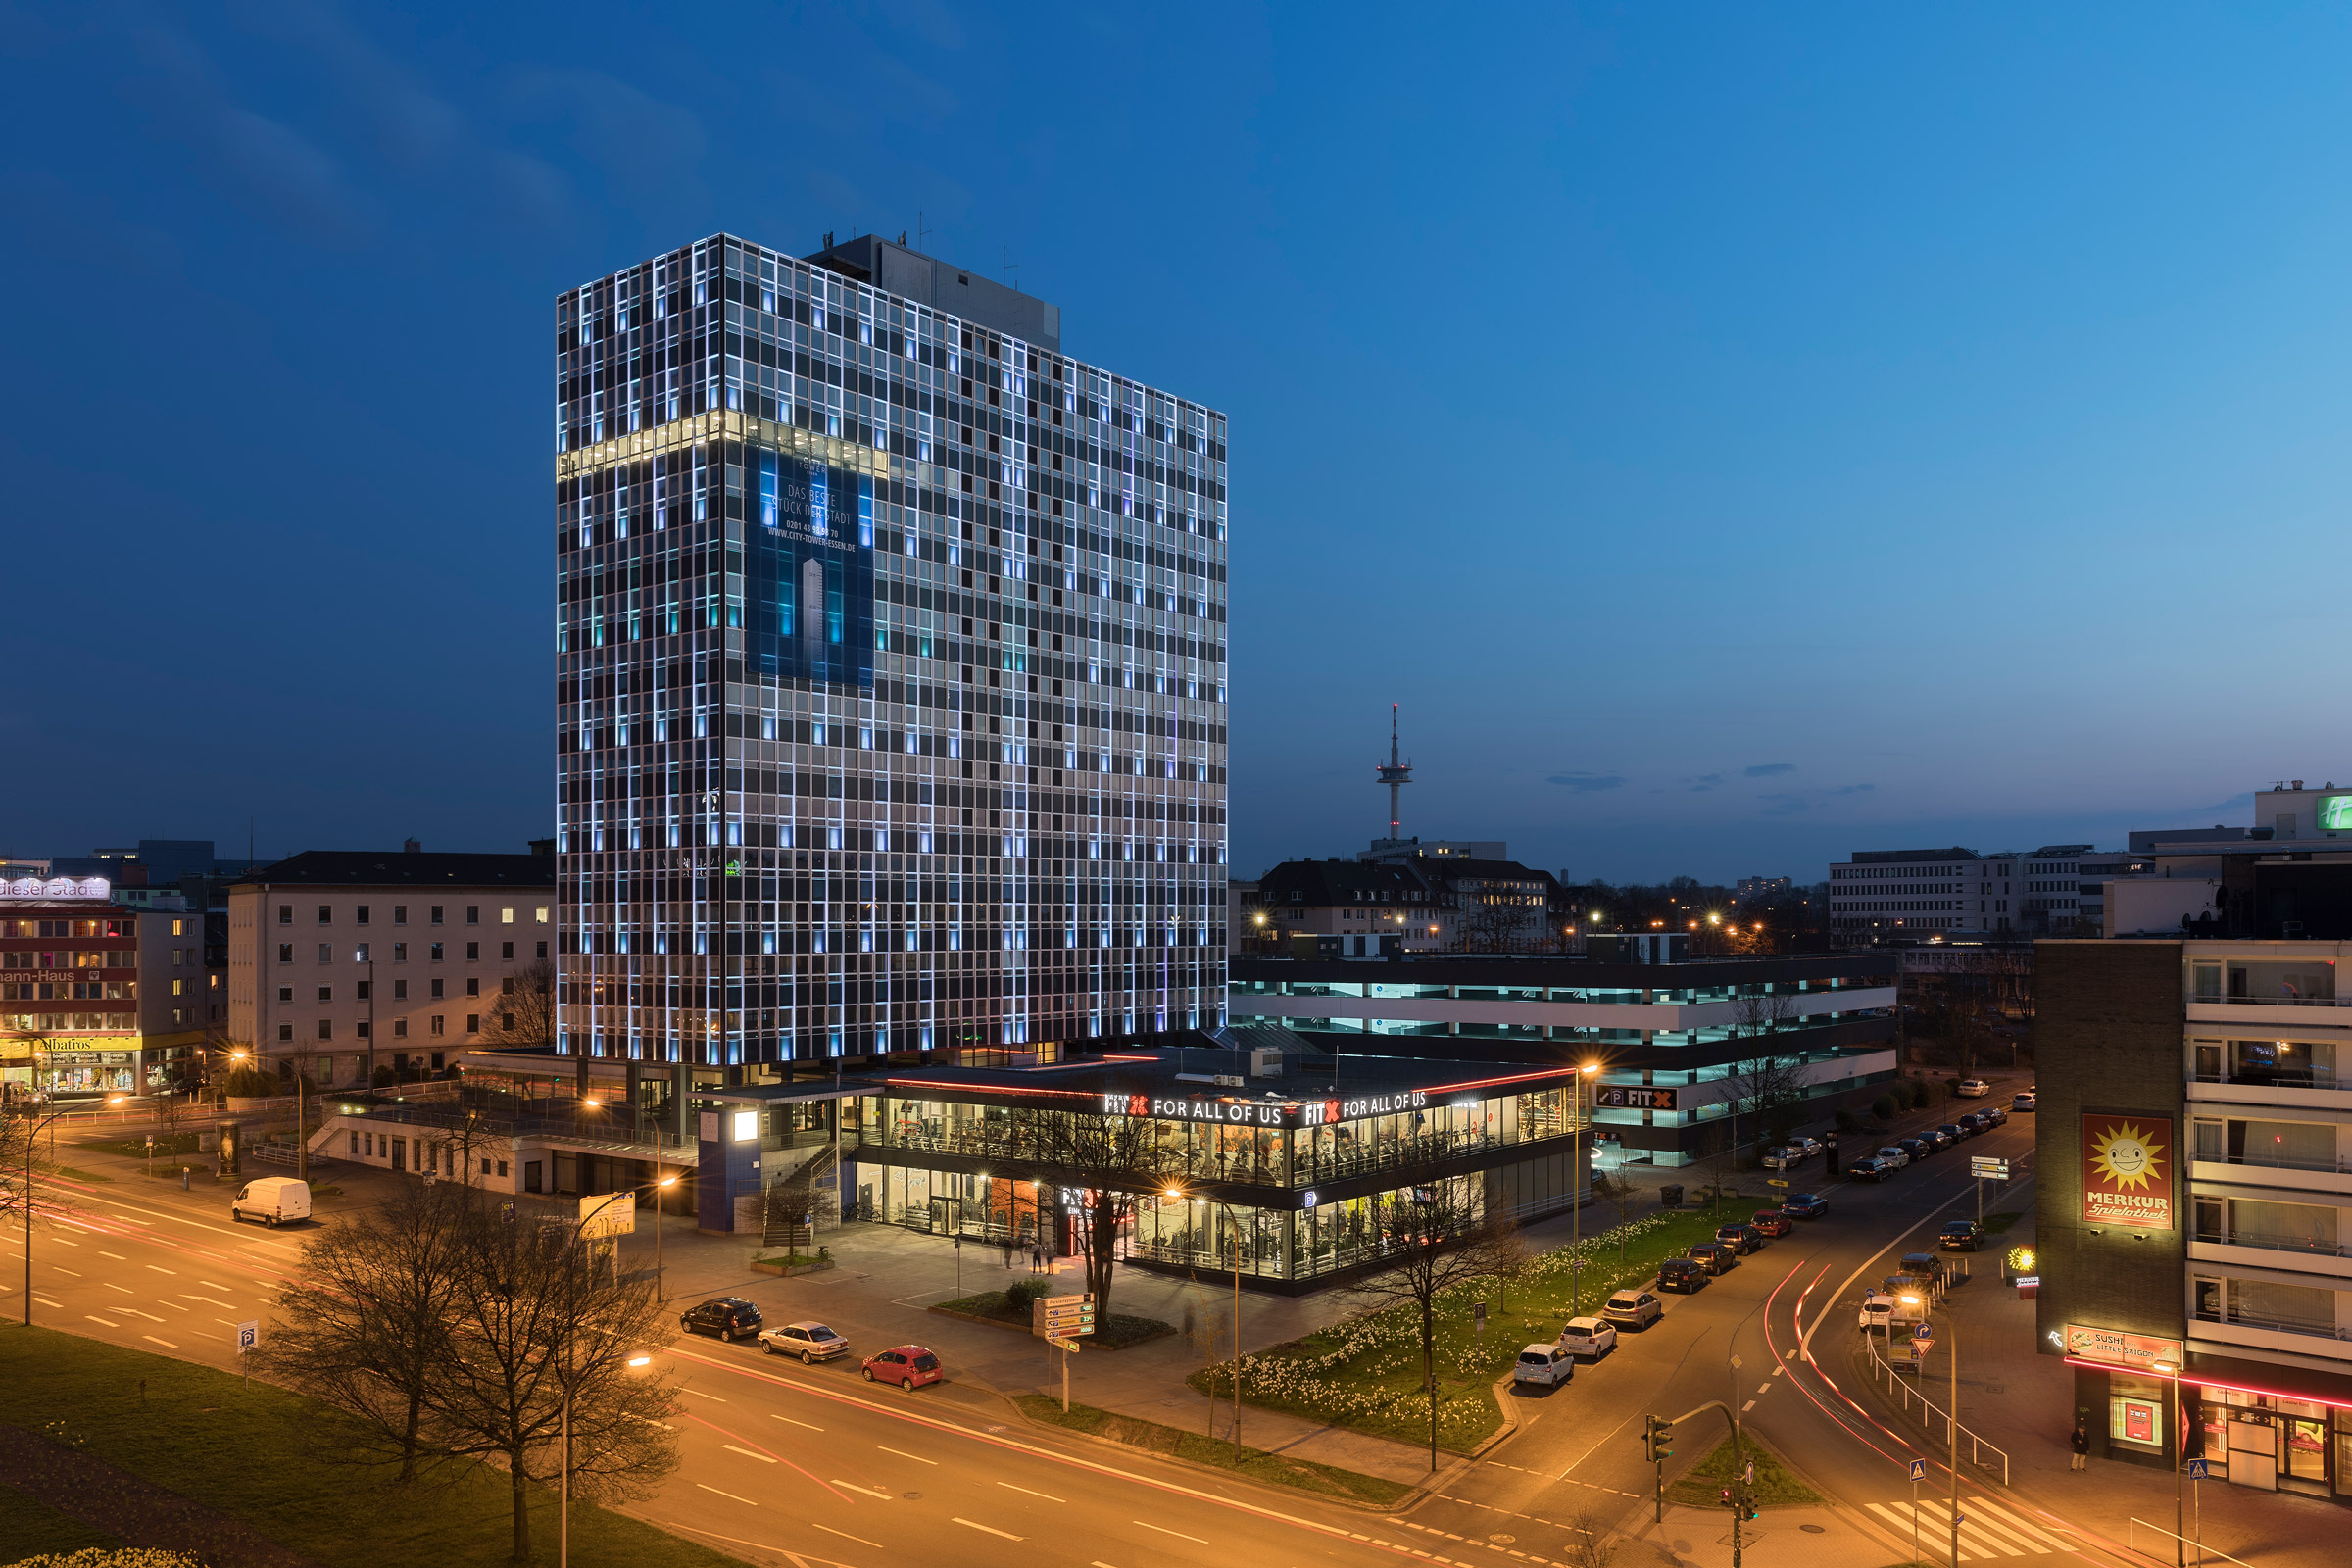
[2070,1420,2089,1471]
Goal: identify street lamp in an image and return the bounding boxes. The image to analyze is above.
[1165,1182,1244,1457]
[19,1095,127,1327]
[1571,1062,1599,1316]
[561,1185,664,1568]
[2153,1358,2186,1568]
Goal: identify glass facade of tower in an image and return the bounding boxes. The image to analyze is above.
[554,233,1229,1069]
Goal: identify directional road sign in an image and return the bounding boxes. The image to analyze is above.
[1766,1179,1790,1189]
[1970,1155,2010,1181]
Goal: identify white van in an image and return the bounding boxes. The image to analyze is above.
[231,1177,311,1227]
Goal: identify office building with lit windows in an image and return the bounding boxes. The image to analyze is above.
[554,232,1229,1081]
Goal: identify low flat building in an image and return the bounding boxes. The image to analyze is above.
[1227,951,1899,1165]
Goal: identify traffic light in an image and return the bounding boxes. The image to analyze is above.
[1642,1415,1674,1462]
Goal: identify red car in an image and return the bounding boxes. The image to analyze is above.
[1751,1208,1793,1238]
[861,1344,944,1391]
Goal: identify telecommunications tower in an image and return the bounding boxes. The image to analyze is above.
[1375,704,1413,842]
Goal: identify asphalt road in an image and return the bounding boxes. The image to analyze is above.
[10,1095,2114,1568]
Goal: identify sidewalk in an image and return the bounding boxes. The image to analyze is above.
[1847,1176,2348,1568]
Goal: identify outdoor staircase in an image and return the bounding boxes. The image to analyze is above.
[761,1143,840,1250]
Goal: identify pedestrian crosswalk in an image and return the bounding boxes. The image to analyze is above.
[1863,1494,2068,1559]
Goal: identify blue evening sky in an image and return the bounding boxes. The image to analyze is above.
[5,3,2346,882]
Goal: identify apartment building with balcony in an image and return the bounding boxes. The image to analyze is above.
[2037,938,2352,1504]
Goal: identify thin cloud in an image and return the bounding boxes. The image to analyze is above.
[1548,772,1626,793]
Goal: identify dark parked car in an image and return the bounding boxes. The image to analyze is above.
[1657,1257,1710,1294]
[1751,1208,1793,1238]
[1937,1122,1970,1143]
[1986,1103,2010,1125]
[680,1297,763,1343]
[1900,1251,1947,1286]
[1715,1222,1765,1254]
[1687,1241,1739,1275]
[1896,1137,1932,1161]
[1958,1112,1990,1134]
[1917,1129,1952,1152]
[1846,1156,1892,1183]
[1782,1192,1830,1218]
[1939,1219,1983,1251]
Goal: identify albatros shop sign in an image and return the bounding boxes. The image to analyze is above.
[2081,1111,2174,1230]
[1102,1090,1431,1128]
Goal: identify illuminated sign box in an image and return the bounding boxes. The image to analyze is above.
[2065,1323,2181,1370]
[2081,1111,2174,1230]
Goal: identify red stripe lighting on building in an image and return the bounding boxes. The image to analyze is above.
[2063,1355,2352,1411]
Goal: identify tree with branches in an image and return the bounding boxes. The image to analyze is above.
[1347,1167,1525,1470]
[481,958,559,1054]
[982,1105,1173,1321]
[428,1210,678,1562]
[250,1181,477,1481]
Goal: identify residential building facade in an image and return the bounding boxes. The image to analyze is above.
[2037,938,2352,1503]
[554,232,1227,1078]
[0,875,207,1098]
[226,849,556,1088]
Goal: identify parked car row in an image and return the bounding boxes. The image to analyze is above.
[676,1296,944,1390]
[1845,1104,2008,1182]
[1761,1136,1825,1170]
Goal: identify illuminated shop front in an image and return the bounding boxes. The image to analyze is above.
[838,1054,1588,1292]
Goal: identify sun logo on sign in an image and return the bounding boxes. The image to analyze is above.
[2089,1121,2165,1190]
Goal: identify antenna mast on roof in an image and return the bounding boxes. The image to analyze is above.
[1375,704,1413,842]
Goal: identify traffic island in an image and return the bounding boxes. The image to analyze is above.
[929,1290,1174,1348]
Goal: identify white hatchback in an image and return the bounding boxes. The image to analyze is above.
[1514,1344,1575,1388]
[1876,1146,1911,1168]
[1557,1316,1618,1358]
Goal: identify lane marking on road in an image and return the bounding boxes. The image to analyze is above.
[876,1445,936,1464]
[832,1481,891,1499]
[141,1335,177,1348]
[722,1445,777,1463]
[99,1251,126,1260]
[84,1316,119,1327]
[1741,1400,1755,1412]
[52,1267,80,1276]
[811,1523,883,1548]
[696,1484,759,1506]
[773,1415,824,1431]
[953,1517,1023,1541]
[156,1300,188,1311]
[120,1308,166,1322]
[680,1388,729,1400]
[1092,1561,1120,1566]
[103,1283,132,1293]
[662,1342,1455,1559]
[148,1265,177,1275]
[200,1280,229,1289]
[1756,1383,1772,1395]
[214,1319,239,1327]
[49,1239,77,1247]
[997,1481,1064,1501]
[1964,1496,2066,1548]
[1132,1521,1209,1544]
[33,1297,62,1308]
[677,1412,854,1506]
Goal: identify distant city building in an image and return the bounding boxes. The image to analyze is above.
[1240,851,1568,956]
[2102,779,2352,938]
[1736,876,1793,902]
[0,876,209,1098]
[227,847,556,1089]
[1828,848,2020,939]
[1358,837,1508,864]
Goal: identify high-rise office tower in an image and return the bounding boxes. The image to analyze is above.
[554,233,1229,1074]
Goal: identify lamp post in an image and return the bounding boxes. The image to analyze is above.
[1571,1062,1598,1315]
[20,1095,127,1326]
[561,1184,664,1568]
[2153,1358,2185,1568]
[1167,1183,1245,1455]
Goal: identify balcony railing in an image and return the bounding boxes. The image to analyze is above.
[2191,1071,2344,1092]
[2196,993,2344,1007]
[2194,1305,2352,1341]
[2194,1228,2352,1259]
[349,1101,691,1152]
[2193,1149,2352,1176]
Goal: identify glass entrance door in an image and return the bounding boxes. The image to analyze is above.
[2285,1418,2328,1484]
[928,1196,961,1236]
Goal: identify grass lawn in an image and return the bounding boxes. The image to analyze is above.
[1012,1395,1411,1505]
[78,1134,205,1159]
[0,1328,740,1568]
[1191,1206,1737,1452]
[0,1490,122,1560]
[1664,1433,1821,1508]
[1979,1211,2023,1235]
[936,1289,1174,1349]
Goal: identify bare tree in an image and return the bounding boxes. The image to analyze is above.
[978,1105,1174,1322]
[427,1209,679,1562]
[1559,1508,1618,1568]
[1347,1168,1524,1469]
[1721,1049,1810,1160]
[1453,898,1538,954]
[250,1182,476,1481]
[481,958,559,1054]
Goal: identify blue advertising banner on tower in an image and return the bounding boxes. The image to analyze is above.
[748,449,874,689]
